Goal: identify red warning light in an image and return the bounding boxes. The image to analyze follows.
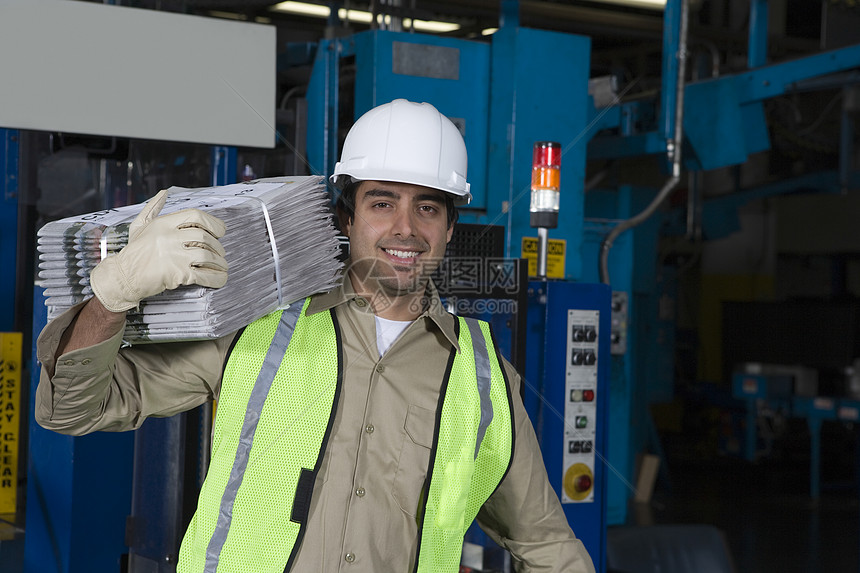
[532,141,562,168]
[531,142,562,192]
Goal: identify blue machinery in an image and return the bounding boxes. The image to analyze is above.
[6,0,860,571]
[303,0,860,568]
[733,370,860,500]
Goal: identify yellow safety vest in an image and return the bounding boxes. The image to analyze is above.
[177,298,514,573]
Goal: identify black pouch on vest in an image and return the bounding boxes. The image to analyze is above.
[290,468,315,525]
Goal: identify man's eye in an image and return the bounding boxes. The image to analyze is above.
[373,202,391,208]
[419,205,437,213]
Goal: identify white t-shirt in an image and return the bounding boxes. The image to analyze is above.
[375,315,412,357]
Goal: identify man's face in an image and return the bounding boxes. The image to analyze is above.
[343,180,454,301]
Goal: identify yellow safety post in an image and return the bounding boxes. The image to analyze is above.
[0,332,22,519]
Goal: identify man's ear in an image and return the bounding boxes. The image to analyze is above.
[336,207,352,237]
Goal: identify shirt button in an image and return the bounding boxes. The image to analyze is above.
[355,487,365,497]
[81,358,92,365]
[365,424,374,434]
[355,298,366,307]
[344,553,355,563]
[63,359,75,366]
[376,364,385,373]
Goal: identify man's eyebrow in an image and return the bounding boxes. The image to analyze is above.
[362,188,399,200]
[415,193,445,204]
[361,189,445,204]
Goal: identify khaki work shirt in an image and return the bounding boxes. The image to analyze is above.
[36,277,595,573]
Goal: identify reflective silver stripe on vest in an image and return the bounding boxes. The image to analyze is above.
[205,301,305,573]
[465,317,493,459]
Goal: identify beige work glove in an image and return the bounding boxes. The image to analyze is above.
[90,189,229,312]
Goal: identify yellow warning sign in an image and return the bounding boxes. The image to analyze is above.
[522,237,566,279]
[0,333,22,515]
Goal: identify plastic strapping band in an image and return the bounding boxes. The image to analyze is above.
[256,199,283,307]
[100,234,108,263]
[205,194,284,308]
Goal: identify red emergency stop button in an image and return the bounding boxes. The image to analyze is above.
[575,474,592,493]
[563,463,594,501]
[583,389,595,402]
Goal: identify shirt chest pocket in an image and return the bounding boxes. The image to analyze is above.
[392,404,436,517]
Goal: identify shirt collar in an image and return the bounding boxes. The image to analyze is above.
[306,269,461,352]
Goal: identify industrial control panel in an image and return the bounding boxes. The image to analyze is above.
[524,281,610,572]
[563,309,600,503]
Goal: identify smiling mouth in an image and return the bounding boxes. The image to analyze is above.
[382,248,422,260]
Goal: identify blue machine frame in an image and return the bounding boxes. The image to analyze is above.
[733,372,860,501]
[305,26,591,277]
[524,281,611,573]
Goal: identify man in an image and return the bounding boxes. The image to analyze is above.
[36,99,595,572]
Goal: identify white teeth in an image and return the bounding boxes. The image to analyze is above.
[385,248,419,258]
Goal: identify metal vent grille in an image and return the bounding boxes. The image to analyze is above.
[433,224,505,296]
[443,223,504,260]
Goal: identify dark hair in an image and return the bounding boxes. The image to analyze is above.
[335,179,459,230]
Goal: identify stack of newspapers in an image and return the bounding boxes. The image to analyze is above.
[37,177,343,343]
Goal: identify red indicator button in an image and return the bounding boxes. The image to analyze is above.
[583,389,595,402]
[574,474,592,493]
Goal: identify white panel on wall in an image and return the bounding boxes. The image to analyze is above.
[0,0,276,148]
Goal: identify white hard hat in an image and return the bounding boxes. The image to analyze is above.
[330,99,471,205]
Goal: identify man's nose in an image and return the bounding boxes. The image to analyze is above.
[391,208,416,237]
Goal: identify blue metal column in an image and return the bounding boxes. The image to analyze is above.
[23,132,140,572]
[126,415,188,571]
[0,129,19,331]
[732,372,765,462]
[499,0,519,28]
[25,290,134,573]
[748,0,769,69]
[306,37,348,181]
[792,396,836,500]
[660,0,683,144]
[211,146,237,186]
[486,27,590,275]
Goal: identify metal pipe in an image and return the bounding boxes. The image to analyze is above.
[659,0,682,143]
[748,0,769,69]
[537,227,548,279]
[600,0,689,285]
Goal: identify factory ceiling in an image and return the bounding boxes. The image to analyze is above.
[122,0,822,65]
